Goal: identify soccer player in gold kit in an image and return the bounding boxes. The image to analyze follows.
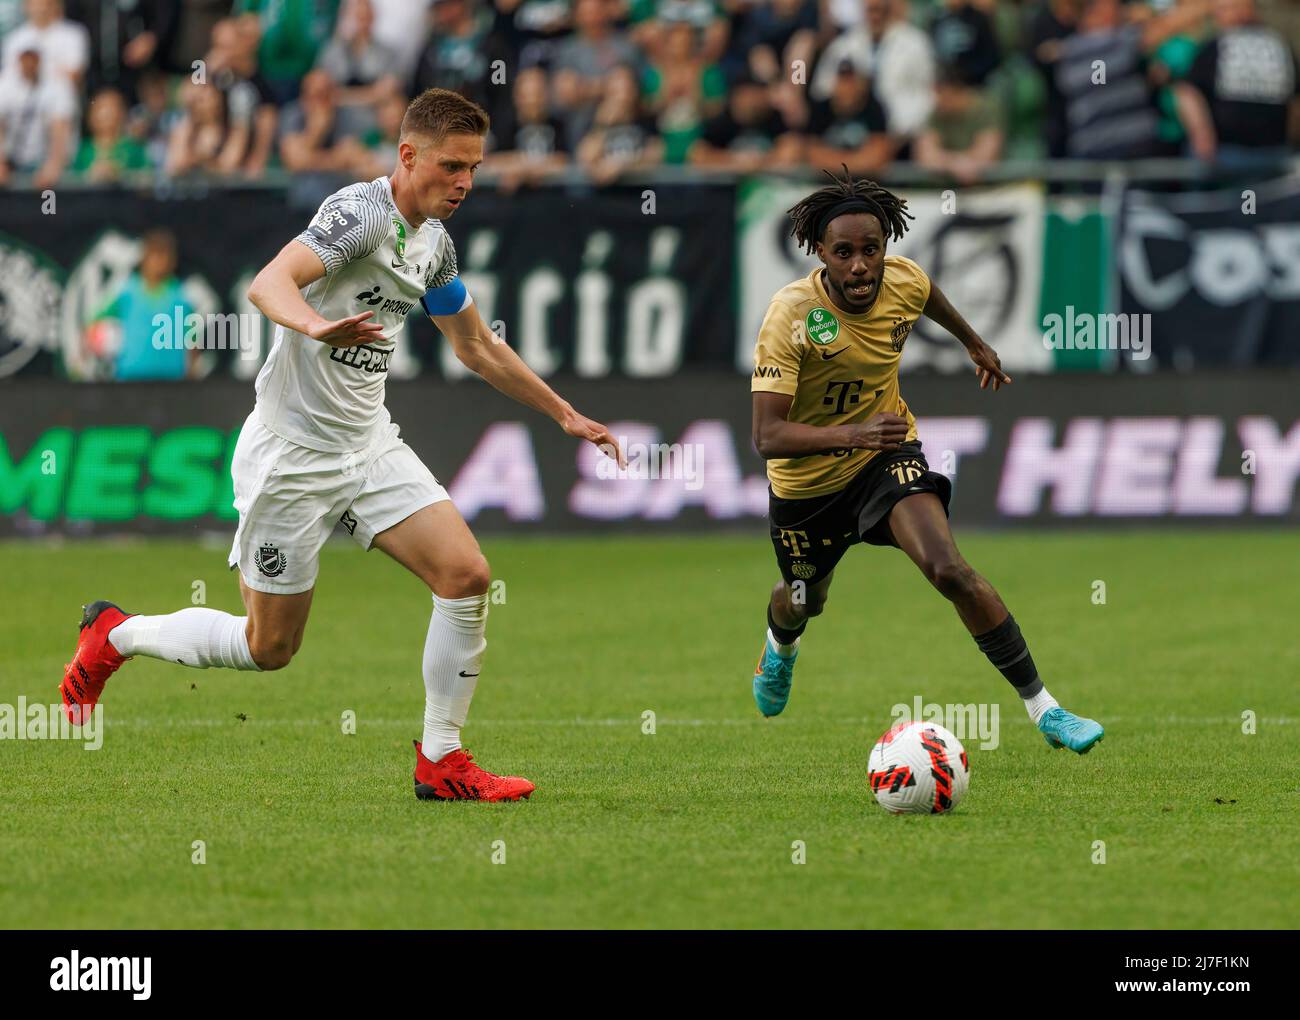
[750,171,1103,753]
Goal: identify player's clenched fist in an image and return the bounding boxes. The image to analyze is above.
[308,311,387,348]
[843,413,909,451]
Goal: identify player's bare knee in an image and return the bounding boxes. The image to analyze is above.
[927,558,977,602]
[434,555,491,599]
[248,634,295,671]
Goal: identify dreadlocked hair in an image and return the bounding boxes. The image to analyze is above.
[786,166,914,254]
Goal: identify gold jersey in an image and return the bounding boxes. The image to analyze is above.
[751,255,932,499]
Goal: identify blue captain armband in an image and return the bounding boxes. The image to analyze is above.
[420,277,471,316]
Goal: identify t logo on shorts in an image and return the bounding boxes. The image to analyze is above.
[256,543,287,578]
[778,529,810,557]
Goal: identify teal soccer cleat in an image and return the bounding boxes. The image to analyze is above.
[1039,707,1104,754]
[753,636,798,717]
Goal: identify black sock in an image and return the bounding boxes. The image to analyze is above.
[767,604,806,646]
[973,613,1042,697]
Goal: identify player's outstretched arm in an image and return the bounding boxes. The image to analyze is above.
[247,241,388,348]
[432,303,623,464]
[922,281,1012,391]
[752,392,908,460]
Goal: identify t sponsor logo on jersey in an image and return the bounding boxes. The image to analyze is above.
[256,543,287,578]
[329,342,393,373]
[806,307,840,345]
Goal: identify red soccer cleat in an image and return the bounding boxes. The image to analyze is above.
[60,600,135,724]
[412,740,535,802]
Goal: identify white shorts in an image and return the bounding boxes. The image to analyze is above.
[228,412,449,594]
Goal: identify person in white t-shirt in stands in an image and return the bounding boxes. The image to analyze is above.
[0,46,75,187]
[811,0,936,141]
[1,0,89,90]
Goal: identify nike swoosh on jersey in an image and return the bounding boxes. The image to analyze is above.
[820,348,848,360]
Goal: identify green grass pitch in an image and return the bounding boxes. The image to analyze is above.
[0,530,1295,929]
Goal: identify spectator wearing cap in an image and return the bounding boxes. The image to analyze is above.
[803,59,896,173]
[71,86,149,181]
[0,45,75,188]
[812,0,936,141]
[689,69,800,170]
[1175,0,1298,171]
[914,62,1004,182]
[575,63,663,184]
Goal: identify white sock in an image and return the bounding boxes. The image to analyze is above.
[421,593,488,761]
[768,628,799,658]
[108,609,260,671]
[1022,686,1059,726]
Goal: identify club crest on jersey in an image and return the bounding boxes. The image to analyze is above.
[890,317,913,352]
[391,218,407,267]
[256,543,287,578]
[806,307,840,345]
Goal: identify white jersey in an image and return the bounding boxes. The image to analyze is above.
[254,176,460,453]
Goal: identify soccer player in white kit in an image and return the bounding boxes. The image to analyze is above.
[59,89,620,801]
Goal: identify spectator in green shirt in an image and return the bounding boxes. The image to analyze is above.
[914,63,1005,184]
[642,18,727,163]
[73,87,150,182]
[235,0,341,104]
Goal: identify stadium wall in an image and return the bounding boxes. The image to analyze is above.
[3,175,1299,380]
[2,375,1297,537]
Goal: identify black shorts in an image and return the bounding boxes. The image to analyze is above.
[768,441,953,586]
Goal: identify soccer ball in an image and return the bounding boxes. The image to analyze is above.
[868,720,970,814]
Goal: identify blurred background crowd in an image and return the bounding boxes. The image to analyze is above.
[0,0,1297,191]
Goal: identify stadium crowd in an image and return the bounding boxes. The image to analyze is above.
[0,0,1296,189]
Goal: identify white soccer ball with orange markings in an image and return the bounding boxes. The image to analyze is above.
[868,720,970,814]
